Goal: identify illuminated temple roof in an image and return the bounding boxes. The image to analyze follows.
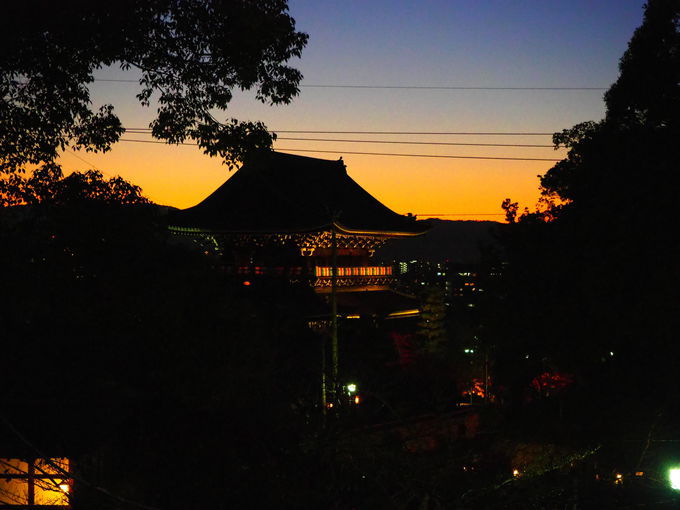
[169,151,429,236]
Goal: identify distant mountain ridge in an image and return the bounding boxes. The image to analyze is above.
[376,219,503,264]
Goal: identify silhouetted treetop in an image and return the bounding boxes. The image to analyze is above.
[604,0,680,130]
[0,164,147,207]
[496,0,680,415]
[537,0,679,210]
[0,0,308,173]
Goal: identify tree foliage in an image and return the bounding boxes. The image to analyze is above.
[0,167,321,508]
[417,286,448,355]
[496,0,680,421]
[0,164,147,207]
[539,0,679,210]
[0,0,308,173]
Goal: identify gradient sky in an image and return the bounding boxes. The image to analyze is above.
[61,0,648,221]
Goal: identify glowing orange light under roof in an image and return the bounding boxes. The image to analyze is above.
[315,266,392,277]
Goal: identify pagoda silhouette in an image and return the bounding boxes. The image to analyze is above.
[169,151,429,318]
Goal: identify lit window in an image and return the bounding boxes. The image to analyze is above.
[0,458,70,506]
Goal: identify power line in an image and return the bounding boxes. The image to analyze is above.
[93,79,139,83]
[62,150,117,179]
[416,213,505,216]
[125,128,556,136]
[118,138,561,161]
[275,148,560,162]
[271,130,555,135]
[123,131,555,148]
[93,78,606,91]
[120,138,194,145]
[60,140,523,216]
[276,137,555,148]
[301,84,606,91]
[65,150,100,171]
[118,138,560,161]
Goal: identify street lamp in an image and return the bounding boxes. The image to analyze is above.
[669,467,680,490]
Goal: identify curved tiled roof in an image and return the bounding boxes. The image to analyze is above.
[169,151,429,236]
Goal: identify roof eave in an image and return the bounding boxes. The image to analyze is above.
[333,221,430,237]
[168,221,429,237]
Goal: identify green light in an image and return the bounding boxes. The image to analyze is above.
[347,383,357,393]
[669,468,680,490]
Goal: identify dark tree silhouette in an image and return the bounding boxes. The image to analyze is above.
[0,166,323,508]
[0,163,147,207]
[0,0,308,173]
[496,0,680,427]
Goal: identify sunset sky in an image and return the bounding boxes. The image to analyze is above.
[60,0,648,221]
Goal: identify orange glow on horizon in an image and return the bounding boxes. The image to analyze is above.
[58,141,559,223]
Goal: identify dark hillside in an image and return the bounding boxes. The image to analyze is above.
[376,219,502,263]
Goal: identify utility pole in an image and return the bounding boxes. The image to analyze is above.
[321,332,327,417]
[27,458,35,507]
[484,348,489,404]
[330,221,339,404]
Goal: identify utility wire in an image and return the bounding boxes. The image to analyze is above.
[124,128,556,136]
[93,78,606,91]
[277,137,556,148]
[122,131,555,148]
[301,84,606,90]
[65,150,101,171]
[271,130,556,135]
[62,150,116,178]
[416,213,505,216]
[277,148,560,161]
[117,138,561,162]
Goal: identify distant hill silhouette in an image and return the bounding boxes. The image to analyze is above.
[376,219,503,264]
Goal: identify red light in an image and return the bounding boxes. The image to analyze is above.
[243,280,251,286]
